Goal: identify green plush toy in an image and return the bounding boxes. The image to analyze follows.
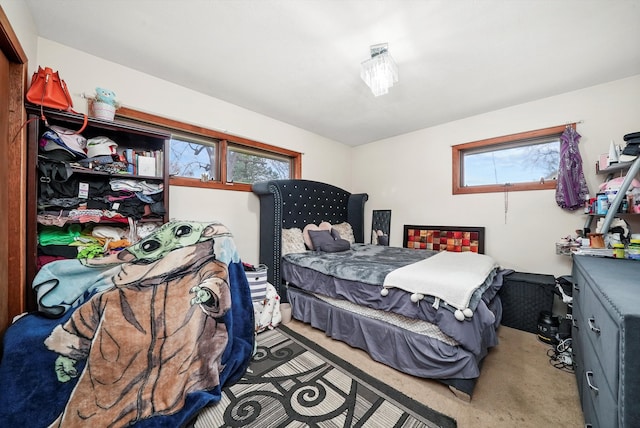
[95,87,119,107]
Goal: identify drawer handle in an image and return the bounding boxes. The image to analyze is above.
[585,371,599,394]
[588,317,601,335]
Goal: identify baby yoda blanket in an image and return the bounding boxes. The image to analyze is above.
[0,220,255,428]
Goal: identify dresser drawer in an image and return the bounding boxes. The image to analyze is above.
[571,305,584,398]
[581,344,618,428]
[572,270,586,307]
[580,281,620,398]
[579,371,597,428]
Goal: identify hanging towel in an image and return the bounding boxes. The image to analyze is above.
[556,126,589,210]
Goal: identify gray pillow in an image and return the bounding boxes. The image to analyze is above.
[308,229,350,252]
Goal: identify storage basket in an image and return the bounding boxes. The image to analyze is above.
[90,100,116,121]
[245,264,268,302]
[498,272,557,334]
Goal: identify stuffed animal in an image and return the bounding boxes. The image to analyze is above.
[94,87,119,108]
[599,175,640,192]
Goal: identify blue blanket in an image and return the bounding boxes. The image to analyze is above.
[0,220,255,427]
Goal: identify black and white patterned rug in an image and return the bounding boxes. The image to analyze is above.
[193,325,456,428]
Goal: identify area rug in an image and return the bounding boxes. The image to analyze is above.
[193,325,457,428]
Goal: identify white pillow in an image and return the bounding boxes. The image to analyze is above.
[281,228,306,255]
[332,222,355,244]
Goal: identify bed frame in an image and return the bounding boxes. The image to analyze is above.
[252,179,492,399]
[252,179,368,300]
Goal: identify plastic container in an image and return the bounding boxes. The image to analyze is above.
[613,243,625,259]
[596,193,609,215]
[537,310,559,344]
[91,101,116,121]
[628,239,640,260]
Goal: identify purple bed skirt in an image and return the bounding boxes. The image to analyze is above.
[287,286,497,382]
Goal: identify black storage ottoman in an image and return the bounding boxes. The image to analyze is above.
[498,271,556,334]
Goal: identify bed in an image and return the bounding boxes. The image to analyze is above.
[0,220,255,427]
[252,179,509,400]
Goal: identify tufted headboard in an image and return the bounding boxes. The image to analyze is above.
[251,179,368,300]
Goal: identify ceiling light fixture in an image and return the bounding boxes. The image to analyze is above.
[360,43,398,97]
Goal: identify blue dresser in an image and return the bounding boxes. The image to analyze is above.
[572,255,640,428]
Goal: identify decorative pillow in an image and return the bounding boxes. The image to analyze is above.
[303,222,332,250]
[281,228,306,255]
[308,229,350,252]
[372,229,389,246]
[332,222,355,244]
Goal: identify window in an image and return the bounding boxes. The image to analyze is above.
[116,107,301,191]
[226,144,292,184]
[170,134,219,180]
[452,124,572,194]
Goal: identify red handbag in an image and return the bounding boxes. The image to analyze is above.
[26,66,88,133]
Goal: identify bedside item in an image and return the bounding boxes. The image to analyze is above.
[499,272,556,334]
[537,310,559,344]
[244,263,268,302]
[371,209,391,245]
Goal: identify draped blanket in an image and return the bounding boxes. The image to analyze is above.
[383,251,499,319]
[0,220,255,428]
[283,243,433,285]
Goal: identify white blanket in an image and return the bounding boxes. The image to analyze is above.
[383,251,498,314]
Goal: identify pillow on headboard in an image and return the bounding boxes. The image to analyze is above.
[332,222,355,244]
[308,229,350,252]
[281,228,306,255]
[303,222,332,250]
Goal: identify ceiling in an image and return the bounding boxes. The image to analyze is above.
[24,0,640,146]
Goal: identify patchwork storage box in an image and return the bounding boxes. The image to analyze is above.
[498,272,557,334]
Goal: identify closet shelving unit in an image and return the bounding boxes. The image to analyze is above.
[25,104,171,312]
[589,156,640,234]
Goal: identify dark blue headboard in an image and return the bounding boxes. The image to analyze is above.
[252,179,368,300]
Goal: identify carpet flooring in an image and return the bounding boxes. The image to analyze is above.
[194,326,456,427]
[284,320,585,428]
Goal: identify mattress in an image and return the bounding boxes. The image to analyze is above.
[282,244,507,355]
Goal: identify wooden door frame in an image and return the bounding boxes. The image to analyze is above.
[1,5,29,330]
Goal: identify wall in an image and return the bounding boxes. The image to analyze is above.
[352,75,640,277]
[32,37,354,262]
[3,1,639,277]
[1,0,354,265]
[0,1,37,61]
